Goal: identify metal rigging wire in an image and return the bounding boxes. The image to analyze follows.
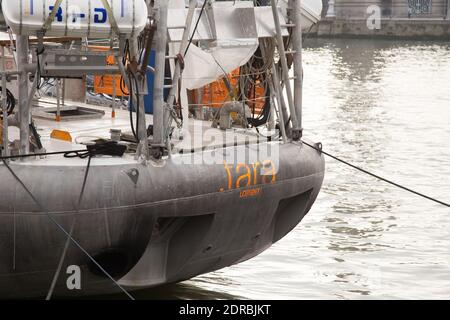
[302,141,450,208]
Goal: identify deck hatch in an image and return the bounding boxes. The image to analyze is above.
[32,106,105,121]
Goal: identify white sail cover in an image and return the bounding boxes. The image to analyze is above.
[180,39,258,90]
[169,0,259,89]
[169,0,322,89]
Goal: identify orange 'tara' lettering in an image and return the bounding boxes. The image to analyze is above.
[223,161,233,191]
[252,162,262,185]
[236,164,252,189]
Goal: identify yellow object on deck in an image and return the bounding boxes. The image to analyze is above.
[50,130,72,142]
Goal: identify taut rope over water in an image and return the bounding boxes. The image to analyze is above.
[303,141,450,208]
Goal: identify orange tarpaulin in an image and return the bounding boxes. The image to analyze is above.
[90,46,128,96]
[194,68,265,114]
[93,74,127,96]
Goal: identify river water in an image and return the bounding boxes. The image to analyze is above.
[132,38,450,300]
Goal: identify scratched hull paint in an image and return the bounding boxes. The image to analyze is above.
[0,142,324,298]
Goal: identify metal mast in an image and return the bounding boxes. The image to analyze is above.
[1,46,9,157]
[270,0,303,141]
[17,36,30,158]
[151,0,197,159]
[289,0,304,139]
[151,0,169,159]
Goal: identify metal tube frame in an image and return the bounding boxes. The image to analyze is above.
[270,0,301,140]
[129,38,150,160]
[151,0,169,158]
[112,74,117,118]
[17,36,30,158]
[289,0,304,139]
[1,46,9,157]
[56,79,61,122]
[163,0,198,156]
[271,63,289,142]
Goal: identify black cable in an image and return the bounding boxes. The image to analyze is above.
[121,39,139,142]
[302,141,450,208]
[133,74,140,141]
[0,141,125,161]
[184,0,208,57]
[237,45,272,128]
[122,39,130,65]
[120,40,131,95]
[0,87,16,116]
[78,155,92,205]
[63,150,94,159]
[242,68,271,127]
[120,75,129,95]
[36,57,42,89]
[0,149,86,161]
[128,74,137,141]
[35,47,47,90]
[127,73,139,142]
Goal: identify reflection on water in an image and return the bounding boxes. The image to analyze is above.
[135,39,450,300]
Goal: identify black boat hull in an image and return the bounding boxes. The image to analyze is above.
[0,142,325,298]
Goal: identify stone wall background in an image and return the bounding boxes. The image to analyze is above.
[329,0,448,18]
